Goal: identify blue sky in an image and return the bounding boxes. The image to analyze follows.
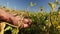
[0,0,60,12]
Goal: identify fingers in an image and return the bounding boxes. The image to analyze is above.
[0,9,32,28]
[20,18,32,28]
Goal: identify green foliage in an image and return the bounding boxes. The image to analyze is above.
[0,0,60,34]
[3,9,60,34]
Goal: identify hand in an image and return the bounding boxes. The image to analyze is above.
[0,9,32,28]
[21,18,32,28]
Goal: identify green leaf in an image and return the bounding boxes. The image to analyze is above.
[4,26,12,31]
[30,2,36,7]
[12,28,19,34]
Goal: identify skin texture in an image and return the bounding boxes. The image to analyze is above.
[21,18,32,28]
[0,9,32,28]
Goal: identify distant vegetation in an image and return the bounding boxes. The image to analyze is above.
[0,0,60,34]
